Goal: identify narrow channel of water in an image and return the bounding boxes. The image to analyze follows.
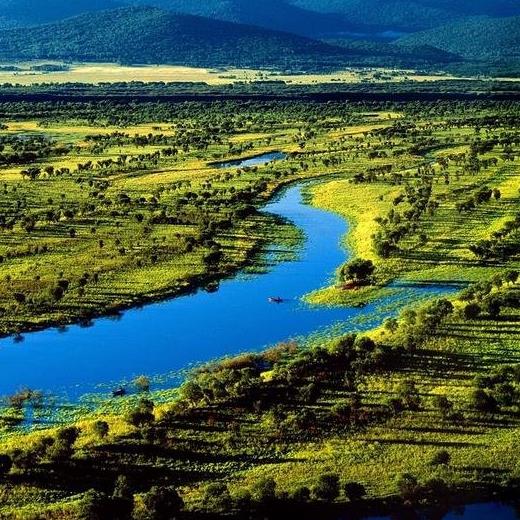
[360,501,519,520]
[213,151,286,169]
[0,156,460,400]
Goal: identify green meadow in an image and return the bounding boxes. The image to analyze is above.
[0,94,519,518]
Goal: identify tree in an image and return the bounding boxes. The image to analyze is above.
[134,375,151,392]
[472,389,497,413]
[202,483,232,513]
[430,450,451,466]
[313,473,340,501]
[113,474,133,500]
[354,336,376,354]
[180,381,203,404]
[251,477,277,504]
[341,258,375,283]
[10,448,37,472]
[396,473,419,502]
[13,293,26,305]
[483,297,502,318]
[421,478,449,503]
[344,481,366,502]
[134,486,183,520]
[92,420,109,439]
[0,454,12,476]
[398,380,421,411]
[300,382,320,403]
[402,309,417,326]
[387,397,405,415]
[76,490,114,520]
[126,399,155,428]
[21,167,41,181]
[51,285,65,301]
[433,395,453,418]
[332,400,352,422]
[384,318,399,334]
[463,303,481,320]
[47,426,80,461]
[291,486,310,503]
[418,299,454,331]
[496,382,516,407]
[505,270,519,284]
[57,426,80,445]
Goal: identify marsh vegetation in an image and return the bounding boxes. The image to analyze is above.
[0,86,519,518]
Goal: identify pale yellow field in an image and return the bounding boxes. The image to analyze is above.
[0,61,496,85]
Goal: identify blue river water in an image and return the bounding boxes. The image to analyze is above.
[0,167,460,399]
[213,151,286,169]
[361,501,519,520]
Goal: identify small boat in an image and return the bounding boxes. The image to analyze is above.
[112,387,126,397]
[268,297,284,304]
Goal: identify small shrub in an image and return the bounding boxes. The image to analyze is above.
[344,481,366,502]
[313,473,340,501]
[430,450,451,466]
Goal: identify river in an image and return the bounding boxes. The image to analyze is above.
[0,156,459,400]
[361,501,519,519]
[0,154,507,519]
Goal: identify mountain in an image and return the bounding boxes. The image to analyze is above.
[126,0,520,39]
[124,0,374,38]
[397,16,520,62]
[328,38,460,65]
[1,0,518,46]
[0,6,358,71]
[0,0,382,38]
[0,6,463,72]
[0,0,120,28]
[288,0,520,31]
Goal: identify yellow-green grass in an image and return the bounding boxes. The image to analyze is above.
[306,147,520,307]
[0,112,401,335]
[209,302,520,505]
[0,103,519,515]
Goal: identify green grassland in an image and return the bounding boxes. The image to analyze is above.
[0,113,328,335]
[0,97,519,518]
[308,119,520,306]
[0,103,413,336]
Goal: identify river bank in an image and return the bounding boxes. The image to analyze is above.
[0,178,461,400]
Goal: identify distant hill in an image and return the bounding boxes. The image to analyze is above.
[0,6,358,71]
[397,16,520,62]
[0,6,463,72]
[126,0,361,37]
[327,38,460,65]
[289,0,520,31]
[0,0,518,56]
[0,0,381,38]
[0,0,120,28]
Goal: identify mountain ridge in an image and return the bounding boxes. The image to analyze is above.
[0,0,121,28]
[289,0,520,32]
[397,15,520,62]
[0,6,355,71]
[0,6,465,72]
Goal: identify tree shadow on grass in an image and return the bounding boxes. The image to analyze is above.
[358,437,482,448]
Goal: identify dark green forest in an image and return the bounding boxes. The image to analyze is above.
[398,15,520,62]
[0,6,463,72]
[0,1,518,73]
[289,0,520,30]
